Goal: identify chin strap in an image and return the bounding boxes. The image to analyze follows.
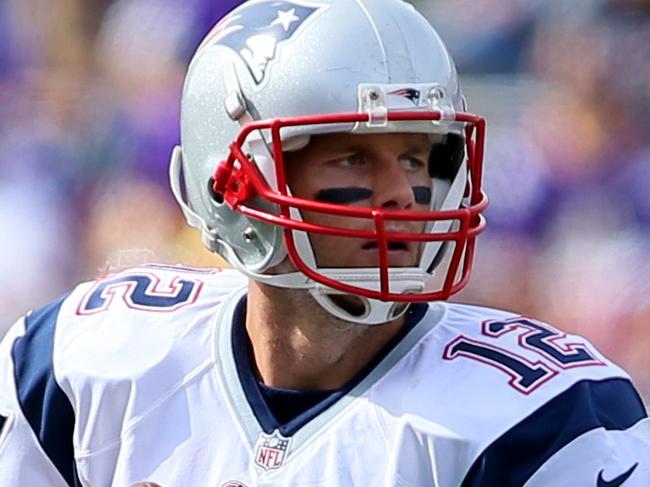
[239,263,425,325]
[309,290,411,325]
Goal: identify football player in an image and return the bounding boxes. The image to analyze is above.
[1,0,648,486]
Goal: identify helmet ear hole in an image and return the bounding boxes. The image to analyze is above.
[208,177,224,204]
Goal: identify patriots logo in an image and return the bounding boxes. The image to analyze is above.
[198,0,324,84]
[388,88,422,105]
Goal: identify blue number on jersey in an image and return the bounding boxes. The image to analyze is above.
[77,273,202,314]
[443,317,604,394]
[483,317,602,368]
[444,335,557,393]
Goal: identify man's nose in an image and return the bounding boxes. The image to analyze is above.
[371,159,416,210]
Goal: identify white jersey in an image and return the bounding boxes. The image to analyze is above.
[0,265,648,486]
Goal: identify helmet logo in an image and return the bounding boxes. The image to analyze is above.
[387,88,422,106]
[199,0,324,84]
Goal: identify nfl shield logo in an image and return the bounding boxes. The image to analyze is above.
[254,430,291,471]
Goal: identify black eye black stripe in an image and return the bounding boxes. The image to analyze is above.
[314,187,432,205]
[412,186,432,205]
[314,187,373,204]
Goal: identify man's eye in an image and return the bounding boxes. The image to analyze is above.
[400,156,427,171]
[339,155,363,167]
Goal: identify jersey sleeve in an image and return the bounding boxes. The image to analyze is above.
[0,295,81,487]
[460,378,649,486]
[525,416,650,486]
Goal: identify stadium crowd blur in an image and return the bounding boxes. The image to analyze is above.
[1,0,648,402]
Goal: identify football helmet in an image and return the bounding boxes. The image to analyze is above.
[170,0,487,324]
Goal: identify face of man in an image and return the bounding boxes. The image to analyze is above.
[283,132,433,269]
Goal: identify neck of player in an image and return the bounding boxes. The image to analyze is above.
[245,280,407,391]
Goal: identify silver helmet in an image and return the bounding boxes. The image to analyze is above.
[170,0,488,324]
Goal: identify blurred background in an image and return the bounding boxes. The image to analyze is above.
[0,0,648,402]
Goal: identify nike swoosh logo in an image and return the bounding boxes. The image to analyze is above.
[597,462,639,487]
